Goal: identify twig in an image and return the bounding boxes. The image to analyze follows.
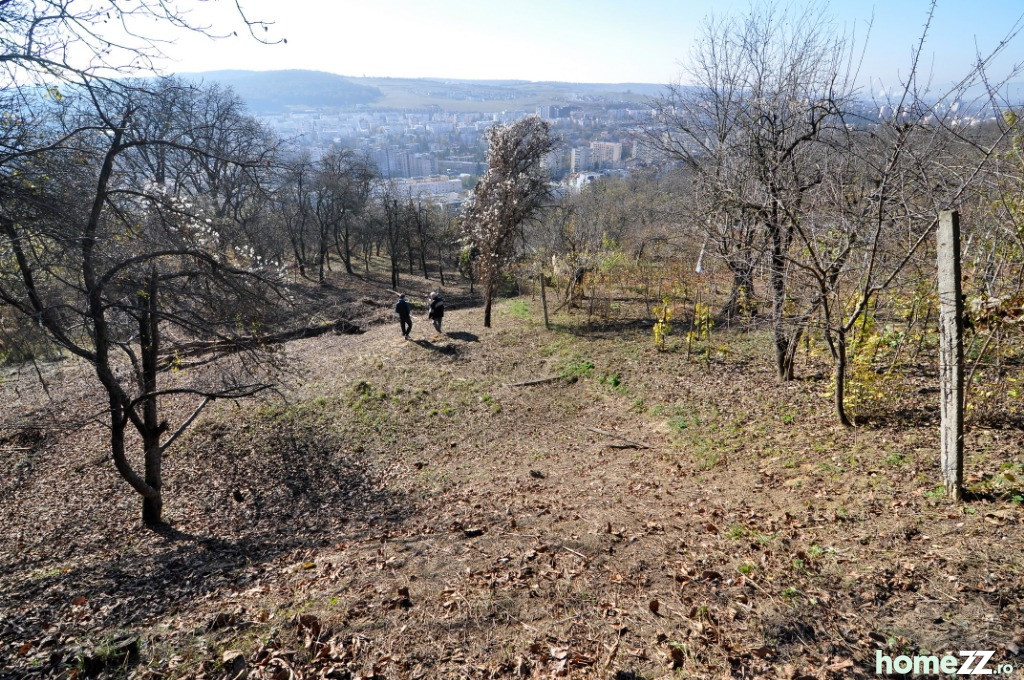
[160,396,212,453]
[585,427,650,449]
[604,629,622,669]
[506,613,542,634]
[560,545,588,561]
[507,375,562,387]
[73,454,107,472]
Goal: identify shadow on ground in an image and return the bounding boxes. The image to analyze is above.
[0,416,410,675]
[412,338,461,356]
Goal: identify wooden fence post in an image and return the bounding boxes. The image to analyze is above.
[937,210,964,501]
[540,271,550,330]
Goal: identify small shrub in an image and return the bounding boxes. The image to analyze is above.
[883,452,905,467]
[652,298,673,351]
[668,416,689,432]
[559,356,594,379]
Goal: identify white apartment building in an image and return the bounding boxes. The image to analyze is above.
[590,141,623,165]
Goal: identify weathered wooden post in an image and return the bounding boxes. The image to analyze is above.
[540,270,550,330]
[937,210,964,500]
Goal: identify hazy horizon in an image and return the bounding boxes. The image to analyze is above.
[178,68,669,87]
[148,0,1024,91]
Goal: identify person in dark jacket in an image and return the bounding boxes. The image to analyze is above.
[427,291,445,334]
[395,294,412,339]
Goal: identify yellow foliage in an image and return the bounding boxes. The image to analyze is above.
[653,298,673,351]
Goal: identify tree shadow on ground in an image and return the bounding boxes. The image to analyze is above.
[446,331,479,343]
[413,338,461,357]
[0,418,410,675]
[858,405,1024,431]
[857,405,940,428]
[963,486,1024,503]
[546,318,652,340]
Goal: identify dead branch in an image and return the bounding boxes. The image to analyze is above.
[507,375,562,387]
[585,427,651,449]
[158,319,362,369]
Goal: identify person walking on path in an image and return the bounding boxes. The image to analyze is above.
[427,291,445,334]
[395,293,412,339]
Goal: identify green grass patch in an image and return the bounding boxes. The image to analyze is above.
[558,356,595,379]
[503,299,532,320]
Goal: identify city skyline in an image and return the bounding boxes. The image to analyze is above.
[153,0,1024,90]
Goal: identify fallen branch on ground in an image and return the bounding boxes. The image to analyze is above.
[585,427,651,449]
[507,375,562,387]
[159,319,362,370]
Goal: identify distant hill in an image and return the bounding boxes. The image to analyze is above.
[175,69,668,113]
[176,70,383,112]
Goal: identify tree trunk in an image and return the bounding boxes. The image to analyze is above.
[139,270,164,525]
[342,226,353,275]
[290,237,308,278]
[107,404,158,514]
[141,437,163,525]
[484,290,493,328]
[419,238,429,279]
[720,263,755,322]
[770,232,792,381]
[834,329,853,427]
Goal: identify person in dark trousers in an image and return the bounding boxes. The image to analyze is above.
[395,293,412,339]
[427,291,445,334]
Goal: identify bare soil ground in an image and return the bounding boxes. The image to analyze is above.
[1,270,1023,679]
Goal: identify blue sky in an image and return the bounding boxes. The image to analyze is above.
[156,0,1024,89]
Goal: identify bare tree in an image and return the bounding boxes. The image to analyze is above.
[0,81,285,526]
[463,117,554,327]
[651,1,1023,422]
[648,2,855,380]
[277,151,318,278]
[1,1,277,186]
[374,180,407,290]
[0,1,275,84]
[326,152,377,276]
[801,7,1024,426]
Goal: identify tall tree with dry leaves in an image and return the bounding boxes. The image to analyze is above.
[463,117,554,327]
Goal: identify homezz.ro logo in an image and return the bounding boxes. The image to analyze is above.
[876,649,1015,675]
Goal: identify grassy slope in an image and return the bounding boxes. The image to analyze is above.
[1,286,1023,678]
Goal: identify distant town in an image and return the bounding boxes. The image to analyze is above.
[255,100,654,210]
[191,69,1010,212]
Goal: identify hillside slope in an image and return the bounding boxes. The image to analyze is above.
[1,274,1023,678]
[173,70,666,113]
[177,70,383,111]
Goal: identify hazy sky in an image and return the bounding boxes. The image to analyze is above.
[155,0,1023,88]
